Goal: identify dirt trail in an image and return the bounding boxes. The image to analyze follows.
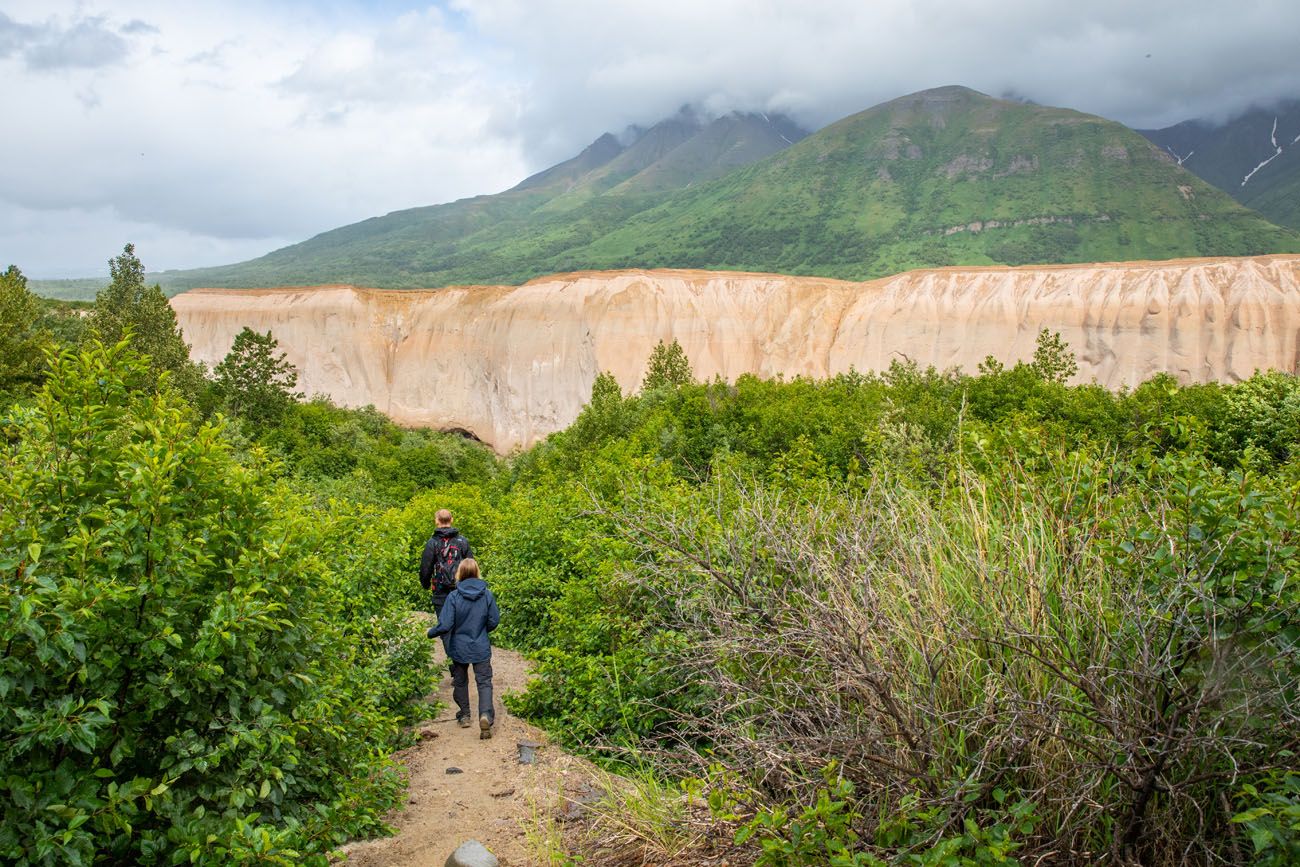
[338,645,595,866]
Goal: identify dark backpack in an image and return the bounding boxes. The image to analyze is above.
[432,535,467,594]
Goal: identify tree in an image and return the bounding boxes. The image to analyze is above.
[641,338,694,392]
[1030,328,1078,384]
[0,265,46,400]
[213,327,303,429]
[90,244,203,397]
[590,370,623,408]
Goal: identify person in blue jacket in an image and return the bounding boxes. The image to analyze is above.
[427,558,500,739]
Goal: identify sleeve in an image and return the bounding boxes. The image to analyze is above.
[430,592,458,637]
[485,590,500,633]
[460,535,473,560]
[418,538,435,591]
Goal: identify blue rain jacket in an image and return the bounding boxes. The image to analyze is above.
[429,578,500,663]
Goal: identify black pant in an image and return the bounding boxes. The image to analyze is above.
[451,659,494,723]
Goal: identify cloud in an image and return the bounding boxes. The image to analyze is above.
[0,12,38,60]
[1,1,527,277]
[1,10,146,71]
[121,19,159,36]
[453,0,1300,166]
[0,200,295,278]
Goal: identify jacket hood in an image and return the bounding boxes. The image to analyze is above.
[456,577,488,600]
[433,526,460,538]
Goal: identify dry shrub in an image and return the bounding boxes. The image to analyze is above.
[596,452,1300,865]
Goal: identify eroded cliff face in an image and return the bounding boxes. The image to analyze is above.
[172,256,1300,451]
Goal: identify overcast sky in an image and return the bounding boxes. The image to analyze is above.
[3,0,1298,278]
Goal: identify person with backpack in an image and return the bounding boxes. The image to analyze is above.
[419,509,473,619]
[427,558,500,738]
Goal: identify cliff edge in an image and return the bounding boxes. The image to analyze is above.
[171,256,1300,452]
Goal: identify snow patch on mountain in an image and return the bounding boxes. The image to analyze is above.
[1242,116,1285,186]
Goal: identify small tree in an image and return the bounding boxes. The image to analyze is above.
[641,338,694,392]
[568,370,631,447]
[90,244,203,398]
[590,370,623,408]
[213,327,303,429]
[0,265,46,400]
[1030,328,1078,384]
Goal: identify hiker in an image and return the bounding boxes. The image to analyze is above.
[427,558,500,739]
[419,509,473,619]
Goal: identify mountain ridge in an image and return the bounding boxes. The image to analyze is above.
[34,86,1300,297]
[146,106,810,292]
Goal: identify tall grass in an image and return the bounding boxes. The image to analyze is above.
[605,447,1299,863]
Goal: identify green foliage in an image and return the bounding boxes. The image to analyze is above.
[722,782,1040,867]
[506,631,701,754]
[0,265,48,401]
[261,399,496,507]
[213,328,304,430]
[1232,773,1300,866]
[876,792,1040,866]
[35,297,91,352]
[90,244,204,399]
[1028,328,1078,383]
[13,263,1300,865]
[736,770,881,867]
[641,339,695,392]
[565,371,634,450]
[482,352,1300,865]
[1214,370,1300,463]
[0,340,435,865]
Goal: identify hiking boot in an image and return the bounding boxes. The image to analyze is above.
[479,715,493,740]
[456,713,471,728]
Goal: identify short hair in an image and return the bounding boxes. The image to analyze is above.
[456,558,479,581]
[436,509,453,525]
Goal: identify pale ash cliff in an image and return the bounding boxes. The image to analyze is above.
[172,256,1300,452]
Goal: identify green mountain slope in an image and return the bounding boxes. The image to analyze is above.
[567,87,1300,279]
[155,110,808,292]
[157,87,1300,292]
[610,111,808,195]
[1140,101,1300,230]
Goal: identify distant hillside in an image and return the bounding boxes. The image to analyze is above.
[153,109,809,292]
[28,277,106,301]
[1140,100,1300,230]
[153,86,1300,292]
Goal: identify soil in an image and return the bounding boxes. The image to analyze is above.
[336,643,598,867]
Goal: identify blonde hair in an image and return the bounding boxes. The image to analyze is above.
[455,558,480,581]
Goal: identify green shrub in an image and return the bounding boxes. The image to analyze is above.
[1232,773,1300,866]
[0,340,431,865]
[735,770,881,867]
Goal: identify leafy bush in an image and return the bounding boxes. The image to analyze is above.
[1232,773,1300,866]
[261,398,496,507]
[734,770,880,867]
[0,340,435,865]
